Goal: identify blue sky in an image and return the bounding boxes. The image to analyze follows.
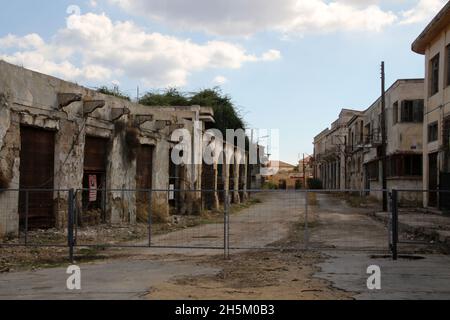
[0,0,446,164]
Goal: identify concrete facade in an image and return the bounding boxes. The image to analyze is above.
[0,60,251,237]
[363,80,424,203]
[313,109,362,190]
[313,80,424,203]
[412,2,450,209]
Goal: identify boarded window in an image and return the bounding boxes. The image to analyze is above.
[430,54,440,96]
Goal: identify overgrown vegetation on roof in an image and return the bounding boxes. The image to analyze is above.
[139,88,246,135]
[97,86,131,101]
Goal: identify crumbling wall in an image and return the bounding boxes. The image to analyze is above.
[107,118,138,224]
[0,92,20,237]
[151,134,170,221]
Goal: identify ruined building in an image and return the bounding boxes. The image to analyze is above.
[0,61,251,237]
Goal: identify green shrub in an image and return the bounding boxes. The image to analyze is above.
[262,181,278,190]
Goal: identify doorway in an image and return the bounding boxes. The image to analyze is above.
[19,126,56,229]
[82,136,108,224]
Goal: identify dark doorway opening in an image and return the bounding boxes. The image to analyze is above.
[439,172,450,211]
[19,126,56,230]
[82,136,108,224]
[429,152,438,207]
[169,148,182,213]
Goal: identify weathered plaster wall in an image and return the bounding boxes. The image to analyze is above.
[0,60,218,237]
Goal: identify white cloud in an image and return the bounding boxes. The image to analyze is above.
[110,0,398,36]
[400,0,447,25]
[0,13,280,87]
[262,50,282,61]
[213,75,228,85]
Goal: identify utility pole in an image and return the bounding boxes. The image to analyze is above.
[381,62,388,211]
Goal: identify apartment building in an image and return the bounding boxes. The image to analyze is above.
[313,79,424,203]
[313,109,361,190]
[412,1,450,209]
[345,112,365,190]
[363,79,424,203]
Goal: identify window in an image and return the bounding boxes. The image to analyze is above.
[386,155,422,177]
[430,53,440,96]
[428,122,438,142]
[367,161,379,180]
[400,100,424,123]
[359,121,364,144]
[393,102,398,124]
[447,45,450,87]
[364,123,371,144]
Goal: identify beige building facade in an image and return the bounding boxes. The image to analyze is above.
[313,79,424,203]
[412,2,450,209]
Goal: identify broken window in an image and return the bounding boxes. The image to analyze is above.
[430,53,440,96]
[428,122,438,142]
[400,100,424,123]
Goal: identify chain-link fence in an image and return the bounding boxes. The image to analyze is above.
[0,189,70,247]
[389,189,450,255]
[5,188,440,261]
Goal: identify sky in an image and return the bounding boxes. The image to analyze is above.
[0,0,447,164]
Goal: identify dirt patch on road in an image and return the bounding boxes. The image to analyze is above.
[148,250,352,300]
[147,212,351,300]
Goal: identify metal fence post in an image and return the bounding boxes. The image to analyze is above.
[304,190,309,250]
[68,189,75,263]
[24,190,29,246]
[148,190,153,248]
[391,189,398,261]
[224,192,230,259]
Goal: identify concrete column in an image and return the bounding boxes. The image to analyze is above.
[0,110,20,237]
[107,120,138,224]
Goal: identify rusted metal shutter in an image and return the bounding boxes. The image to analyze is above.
[136,145,154,190]
[19,126,56,229]
[136,145,154,222]
[84,136,108,172]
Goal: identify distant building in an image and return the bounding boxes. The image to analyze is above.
[265,161,298,189]
[312,79,424,204]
